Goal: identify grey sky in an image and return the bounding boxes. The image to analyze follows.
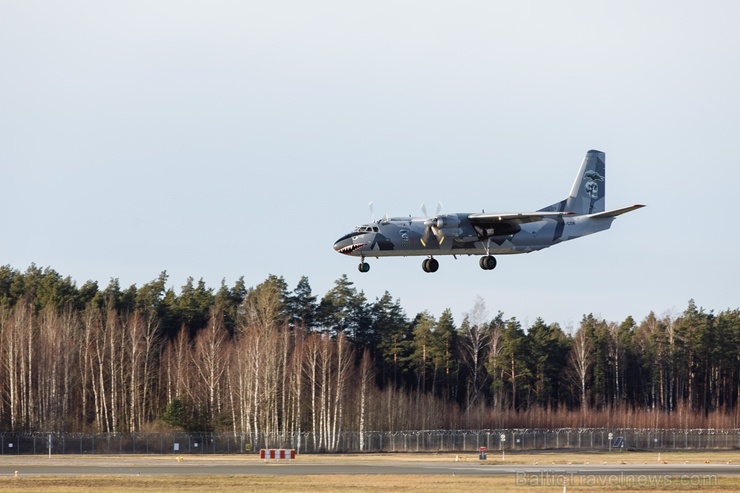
[2,1,738,330]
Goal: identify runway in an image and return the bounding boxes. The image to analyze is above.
[1,454,739,478]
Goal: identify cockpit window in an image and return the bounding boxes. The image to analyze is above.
[353,225,376,233]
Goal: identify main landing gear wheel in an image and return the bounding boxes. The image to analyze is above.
[479,255,497,271]
[422,258,439,273]
[358,261,370,273]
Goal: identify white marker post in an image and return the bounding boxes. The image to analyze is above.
[500,434,506,462]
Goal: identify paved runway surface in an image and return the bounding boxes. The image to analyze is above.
[1,455,740,478]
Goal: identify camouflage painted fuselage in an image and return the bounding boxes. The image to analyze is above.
[333,150,643,271]
[333,213,616,259]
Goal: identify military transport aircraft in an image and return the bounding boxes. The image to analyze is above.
[333,150,644,273]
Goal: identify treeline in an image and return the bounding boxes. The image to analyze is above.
[1,264,739,440]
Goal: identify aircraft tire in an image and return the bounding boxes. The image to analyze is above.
[358,262,370,273]
[423,258,439,273]
[479,255,497,270]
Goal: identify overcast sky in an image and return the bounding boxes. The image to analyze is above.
[2,1,738,331]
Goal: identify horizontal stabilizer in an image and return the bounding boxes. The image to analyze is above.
[588,204,645,219]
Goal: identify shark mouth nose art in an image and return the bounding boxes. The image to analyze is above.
[337,243,366,255]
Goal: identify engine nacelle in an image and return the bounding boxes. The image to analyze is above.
[435,215,460,229]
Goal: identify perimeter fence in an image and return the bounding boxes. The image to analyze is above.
[1,428,739,455]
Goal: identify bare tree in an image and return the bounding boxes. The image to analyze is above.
[303,333,321,449]
[192,309,229,428]
[487,319,504,413]
[330,333,353,450]
[232,331,255,436]
[3,303,32,430]
[460,296,490,412]
[568,326,594,417]
[287,329,306,449]
[358,348,374,451]
[124,309,161,431]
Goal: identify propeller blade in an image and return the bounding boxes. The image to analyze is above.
[420,202,444,246]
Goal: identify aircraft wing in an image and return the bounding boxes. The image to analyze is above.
[468,211,573,225]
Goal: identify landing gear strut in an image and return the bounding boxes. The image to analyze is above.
[422,257,439,273]
[479,239,497,271]
[479,255,497,270]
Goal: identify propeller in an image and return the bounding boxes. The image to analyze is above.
[369,201,388,223]
[420,202,445,247]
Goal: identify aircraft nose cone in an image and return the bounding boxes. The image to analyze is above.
[333,235,353,254]
[334,234,367,256]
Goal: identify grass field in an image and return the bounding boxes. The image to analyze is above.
[1,474,738,493]
[1,451,739,492]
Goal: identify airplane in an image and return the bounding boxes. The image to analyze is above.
[333,150,644,273]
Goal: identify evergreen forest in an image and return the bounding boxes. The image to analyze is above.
[1,264,739,441]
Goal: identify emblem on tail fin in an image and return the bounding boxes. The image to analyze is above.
[584,169,604,212]
[538,150,606,214]
[584,170,604,199]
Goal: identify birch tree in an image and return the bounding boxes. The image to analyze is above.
[459,297,491,412]
[192,309,229,429]
[569,324,594,416]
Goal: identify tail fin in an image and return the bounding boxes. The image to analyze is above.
[539,150,606,215]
